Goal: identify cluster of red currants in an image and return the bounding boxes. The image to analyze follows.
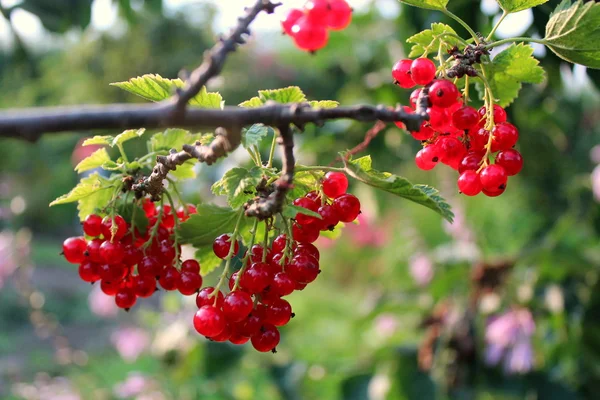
[392,57,523,197]
[192,172,361,352]
[61,201,201,310]
[281,0,352,52]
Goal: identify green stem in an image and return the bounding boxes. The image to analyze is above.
[252,144,263,166]
[117,144,129,164]
[138,151,159,165]
[279,215,294,269]
[463,75,470,104]
[267,131,278,169]
[163,190,181,266]
[142,197,165,252]
[441,8,480,44]
[484,36,548,49]
[211,208,245,301]
[262,223,269,263]
[295,165,345,173]
[233,218,259,291]
[486,10,508,41]
[167,178,187,214]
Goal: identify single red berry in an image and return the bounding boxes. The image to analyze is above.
[452,106,479,130]
[229,332,250,345]
[410,58,436,85]
[176,204,197,222]
[317,204,340,230]
[495,149,523,176]
[100,279,121,296]
[294,281,308,291]
[235,313,264,337]
[196,287,224,308]
[86,238,104,263]
[249,244,265,263]
[333,193,361,223]
[209,323,232,342]
[62,236,88,264]
[101,215,127,241]
[458,152,483,174]
[292,197,320,226]
[292,223,320,244]
[272,272,296,297]
[409,89,422,108]
[78,261,100,283]
[264,298,293,327]
[282,8,304,35]
[223,291,254,322]
[142,199,157,218]
[429,80,460,108]
[159,266,180,291]
[115,288,137,309]
[294,243,320,261]
[271,234,288,254]
[322,172,349,199]
[437,136,467,170]
[194,305,226,337]
[287,254,320,284]
[213,234,239,259]
[251,324,281,352]
[415,146,440,171]
[99,240,125,265]
[482,186,506,197]
[491,122,519,152]
[392,59,415,89]
[469,128,490,152]
[478,105,507,124]
[181,259,200,274]
[305,0,330,24]
[123,244,142,266]
[305,191,322,207]
[269,253,287,274]
[328,0,352,30]
[411,123,435,141]
[178,272,203,296]
[458,170,483,196]
[138,256,162,278]
[240,262,272,293]
[291,16,329,52]
[83,214,103,237]
[479,164,508,192]
[98,263,128,282]
[133,275,157,298]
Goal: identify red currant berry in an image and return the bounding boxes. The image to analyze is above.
[437,136,467,170]
[100,279,121,296]
[123,245,143,266]
[287,254,320,284]
[305,191,322,207]
[86,238,104,263]
[317,204,340,230]
[491,122,519,152]
[209,323,232,342]
[281,8,304,35]
[115,288,137,309]
[133,275,157,298]
[138,256,162,278]
[249,244,265,263]
[272,272,296,297]
[158,266,180,291]
[264,298,293,326]
[415,145,440,171]
[322,172,349,199]
[478,105,507,124]
[292,223,320,244]
[458,152,483,174]
[229,332,250,345]
[292,197,320,225]
[482,186,506,197]
[452,106,479,130]
[251,324,280,352]
[328,0,352,30]
[83,214,103,237]
[411,123,435,141]
[410,58,436,85]
[479,164,508,192]
[178,272,203,296]
[271,234,288,254]
[333,193,361,222]
[78,261,100,283]
[457,170,483,196]
[181,259,200,274]
[223,291,254,322]
[291,16,329,52]
[62,236,88,264]
[305,0,329,24]
[294,243,320,261]
[194,305,226,337]
[392,59,415,89]
[469,128,490,152]
[142,199,157,218]
[294,281,307,291]
[98,263,127,282]
[235,312,264,337]
[99,240,125,265]
[213,234,239,259]
[101,215,127,241]
[409,89,422,108]
[196,287,224,308]
[429,80,460,108]
[240,262,272,293]
[495,149,523,176]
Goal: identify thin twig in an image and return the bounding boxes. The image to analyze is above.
[330,120,387,166]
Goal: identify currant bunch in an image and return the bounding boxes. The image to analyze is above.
[192,172,361,353]
[62,200,201,310]
[281,0,352,52]
[392,57,523,197]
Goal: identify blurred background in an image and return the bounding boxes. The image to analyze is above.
[2,0,600,398]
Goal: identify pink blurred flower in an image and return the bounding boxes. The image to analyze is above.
[0,231,18,289]
[485,308,535,374]
[111,327,150,363]
[345,214,389,248]
[592,165,600,202]
[374,313,399,338]
[504,337,534,374]
[88,285,119,318]
[114,373,153,398]
[409,253,434,286]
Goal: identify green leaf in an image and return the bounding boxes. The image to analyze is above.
[211,167,264,209]
[83,129,146,148]
[195,246,223,276]
[150,129,212,152]
[475,43,545,107]
[169,160,197,180]
[343,156,454,222]
[177,204,242,247]
[258,86,307,104]
[308,100,340,109]
[288,170,320,200]
[50,172,113,207]
[82,135,112,147]
[111,74,224,107]
[239,97,263,108]
[398,0,448,11]
[406,23,460,58]
[544,0,600,69]
[496,0,548,13]
[242,124,274,149]
[282,205,323,220]
[74,148,111,173]
[101,161,121,171]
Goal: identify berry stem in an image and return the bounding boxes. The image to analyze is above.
[295,165,345,173]
[279,214,294,269]
[211,208,246,300]
[233,218,259,291]
[267,130,278,169]
[441,8,480,44]
[484,36,548,50]
[167,177,188,216]
[476,63,497,171]
[116,143,129,164]
[463,75,470,104]
[142,197,165,252]
[486,10,508,41]
[262,222,269,263]
[163,189,181,266]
